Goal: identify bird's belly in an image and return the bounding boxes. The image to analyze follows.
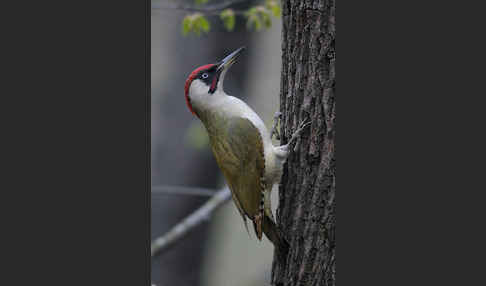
[263,145,284,189]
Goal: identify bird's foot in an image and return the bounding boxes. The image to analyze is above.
[270,111,282,141]
[288,119,311,152]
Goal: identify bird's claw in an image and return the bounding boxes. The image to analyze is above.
[270,111,282,141]
[289,118,311,152]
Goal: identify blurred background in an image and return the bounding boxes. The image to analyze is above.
[151,0,282,285]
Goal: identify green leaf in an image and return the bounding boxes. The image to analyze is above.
[198,16,210,32]
[226,16,235,31]
[254,17,262,30]
[220,9,235,31]
[246,6,273,31]
[267,0,281,17]
[195,0,209,5]
[193,21,201,36]
[182,13,210,36]
[260,10,272,28]
[245,7,257,17]
[182,15,192,36]
[248,14,262,31]
[245,7,260,31]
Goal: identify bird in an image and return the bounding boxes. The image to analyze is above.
[184,47,308,255]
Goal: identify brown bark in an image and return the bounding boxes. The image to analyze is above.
[272,0,335,285]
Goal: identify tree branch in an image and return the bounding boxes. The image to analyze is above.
[151,187,231,257]
[152,0,249,15]
[152,185,216,197]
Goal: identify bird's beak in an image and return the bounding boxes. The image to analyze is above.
[208,47,245,94]
[216,46,245,73]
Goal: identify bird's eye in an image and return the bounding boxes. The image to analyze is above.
[201,73,209,79]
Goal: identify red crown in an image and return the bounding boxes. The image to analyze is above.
[184,64,215,116]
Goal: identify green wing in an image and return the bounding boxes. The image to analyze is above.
[208,117,266,238]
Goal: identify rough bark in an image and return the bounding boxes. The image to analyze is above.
[272,0,335,285]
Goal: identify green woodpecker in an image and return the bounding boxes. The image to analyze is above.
[184,47,307,255]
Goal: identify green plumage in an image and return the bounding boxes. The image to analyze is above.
[197,110,288,254]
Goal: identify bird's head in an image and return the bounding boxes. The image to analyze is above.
[184,47,245,116]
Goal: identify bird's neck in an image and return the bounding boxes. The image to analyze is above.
[196,102,230,137]
[195,92,243,137]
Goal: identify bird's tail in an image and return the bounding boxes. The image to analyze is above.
[263,214,289,258]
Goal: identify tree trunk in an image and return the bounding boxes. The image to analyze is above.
[272,0,335,285]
